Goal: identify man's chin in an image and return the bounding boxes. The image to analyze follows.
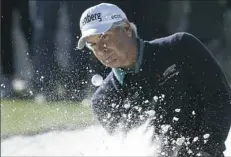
[103,60,119,68]
[105,64,117,68]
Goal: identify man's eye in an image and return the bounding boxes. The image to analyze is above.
[101,34,109,40]
[102,35,108,40]
[102,35,106,39]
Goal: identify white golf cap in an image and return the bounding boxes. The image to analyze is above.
[77,3,127,49]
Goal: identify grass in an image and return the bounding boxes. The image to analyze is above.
[1,99,95,138]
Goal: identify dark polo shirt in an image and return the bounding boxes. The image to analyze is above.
[91,32,231,156]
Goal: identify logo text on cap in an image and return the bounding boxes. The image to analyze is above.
[82,13,102,26]
[111,14,122,19]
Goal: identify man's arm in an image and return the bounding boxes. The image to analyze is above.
[181,33,231,156]
[91,73,125,134]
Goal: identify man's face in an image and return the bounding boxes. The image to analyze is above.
[85,24,136,68]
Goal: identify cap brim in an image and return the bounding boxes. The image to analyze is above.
[77,23,113,49]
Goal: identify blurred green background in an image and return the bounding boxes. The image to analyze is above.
[1,99,95,139]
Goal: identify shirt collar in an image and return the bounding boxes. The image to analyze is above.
[112,38,145,85]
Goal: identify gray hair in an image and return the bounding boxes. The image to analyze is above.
[111,20,138,38]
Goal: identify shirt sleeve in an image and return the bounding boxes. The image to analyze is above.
[91,73,125,134]
[181,32,231,156]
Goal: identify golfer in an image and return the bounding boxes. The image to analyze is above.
[77,3,231,157]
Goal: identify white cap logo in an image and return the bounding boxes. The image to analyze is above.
[77,3,127,49]
[81,13,102,28]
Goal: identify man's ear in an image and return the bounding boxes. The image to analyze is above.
[124,21,132,37]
